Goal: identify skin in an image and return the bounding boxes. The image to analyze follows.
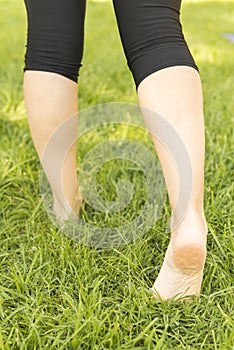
[138,66,208,300]
[24,71,82,220]
[23,66,208,300]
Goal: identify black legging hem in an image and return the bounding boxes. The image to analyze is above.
[23,66,79,84]
[135,62,199,90]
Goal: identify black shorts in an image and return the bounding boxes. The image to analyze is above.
[23,0,198,89]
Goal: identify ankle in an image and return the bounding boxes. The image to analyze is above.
[170,208,208,235]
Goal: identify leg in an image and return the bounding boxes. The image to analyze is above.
[139,67,208,300]
[113,0,208,300]
[23,0,86,220]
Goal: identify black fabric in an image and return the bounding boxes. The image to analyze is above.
[23,0,198,88]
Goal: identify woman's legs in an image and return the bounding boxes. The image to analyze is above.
[23,0,208,299]
[114,0,208,299]
[23,0,86,219]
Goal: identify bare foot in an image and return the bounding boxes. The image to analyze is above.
[151,213,208,301]
[53,191,83,223]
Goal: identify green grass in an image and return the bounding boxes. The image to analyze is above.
[0,0,234,348]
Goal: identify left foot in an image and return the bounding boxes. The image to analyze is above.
[53,191,83,222]
[151,213,208,301]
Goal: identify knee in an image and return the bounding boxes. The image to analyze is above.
[117,1,199,89]
[23,0,86,83]
[24,34,84,83]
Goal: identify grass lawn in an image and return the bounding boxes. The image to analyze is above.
[0,0,233,348]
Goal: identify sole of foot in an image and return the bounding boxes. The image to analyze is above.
[151,219,208,302]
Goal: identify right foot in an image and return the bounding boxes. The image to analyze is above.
[151,213,208,301]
